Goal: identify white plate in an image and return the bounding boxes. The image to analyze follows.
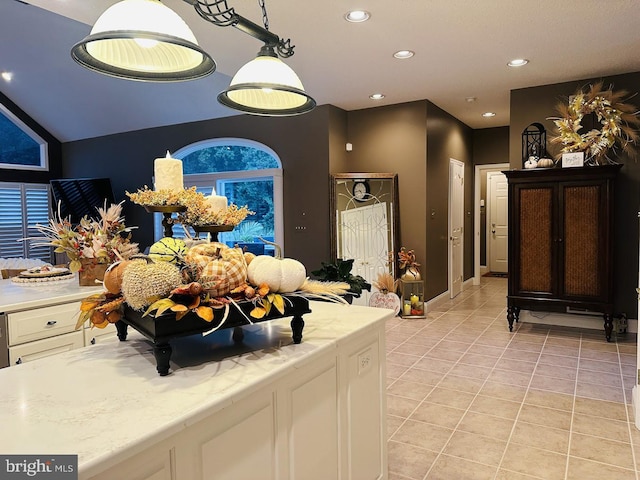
[19,267,70,278]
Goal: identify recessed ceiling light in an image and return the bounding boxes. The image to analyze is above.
[465,96,477,103]
[370,93,385,100]
[345,10,370,22]
[393,50,414,59]
[1,72,13,82]
[507,58,529,67]
[482,112,496,117]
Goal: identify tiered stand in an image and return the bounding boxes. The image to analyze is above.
[118,204,311,376]
[116,296,311,376]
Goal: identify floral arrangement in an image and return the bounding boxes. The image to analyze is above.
[549,82,640,165]
[126,185,200,207]
[398,247,420,271]
[126,186,254,227]
[177,202,254,228]
[32,201,139,272]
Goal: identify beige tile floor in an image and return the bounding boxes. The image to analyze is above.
[385,277,640,480]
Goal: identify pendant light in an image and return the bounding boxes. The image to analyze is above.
[71,0,215,82]
[71,0,314,115]
[217,45,315,116]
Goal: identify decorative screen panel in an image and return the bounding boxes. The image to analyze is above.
[564,185,600,296]
[519,187,553,293]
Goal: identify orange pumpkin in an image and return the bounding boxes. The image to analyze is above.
[103,260,132,294]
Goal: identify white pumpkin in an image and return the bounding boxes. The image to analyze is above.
[247,248,306,293]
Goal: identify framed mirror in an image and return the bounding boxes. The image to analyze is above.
[330,173,400,299]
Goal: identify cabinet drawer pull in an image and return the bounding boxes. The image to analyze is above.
[46,320,57,326]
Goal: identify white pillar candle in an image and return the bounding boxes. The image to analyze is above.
[205,194,228,213]
[154,151,183,192]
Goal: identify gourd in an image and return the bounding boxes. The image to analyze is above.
[537,158,554,168]
[103,260,132,294]
[149,237,187,263]
[247,241,306,293]
[524,158,538,169]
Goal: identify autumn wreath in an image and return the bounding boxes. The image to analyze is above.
[549,82,640,165]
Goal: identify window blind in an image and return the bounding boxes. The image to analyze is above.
[0,182,51,261]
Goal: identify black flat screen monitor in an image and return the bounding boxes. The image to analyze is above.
[50,178,115,223]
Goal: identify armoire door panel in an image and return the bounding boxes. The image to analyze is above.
[518,187,553,293]
[563,184,601,297]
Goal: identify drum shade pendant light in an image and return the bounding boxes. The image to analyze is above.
[71,0,216,82]
[218,44,315,116]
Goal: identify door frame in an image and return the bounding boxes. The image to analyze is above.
[473,163,510,285]
[448,158,464,298]
[486,171,508,274]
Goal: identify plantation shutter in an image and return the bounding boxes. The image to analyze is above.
[0,182,51,261]
[25,184,51,260]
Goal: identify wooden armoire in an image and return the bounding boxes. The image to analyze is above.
[503,164,621,341]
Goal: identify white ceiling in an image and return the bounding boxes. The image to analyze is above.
[2,0,640,142]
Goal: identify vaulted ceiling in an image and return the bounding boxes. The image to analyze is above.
[2,0,640,142]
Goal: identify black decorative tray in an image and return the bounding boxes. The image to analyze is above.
[116,295,311,376]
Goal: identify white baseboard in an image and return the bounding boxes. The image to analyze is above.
[480,265,489,275]
[519,310,637,334]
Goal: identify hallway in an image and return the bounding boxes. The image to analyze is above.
[386,277,639,479]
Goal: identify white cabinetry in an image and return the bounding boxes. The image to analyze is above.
[86,322,387,480]
[6,300,116,366]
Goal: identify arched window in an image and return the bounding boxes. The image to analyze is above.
[156,138,283,255]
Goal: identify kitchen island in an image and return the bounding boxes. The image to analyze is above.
[0,277,105,368]
[0,301,391,480]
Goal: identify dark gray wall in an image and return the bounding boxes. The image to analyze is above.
[510,71,640,318]
[62,105,336,272]
[339,100,474,301]
[426,101,474,299]
[338,101,428,293]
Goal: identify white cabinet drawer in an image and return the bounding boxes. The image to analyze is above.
[8,302,81,346]
[84,323,118,345]
[9,330,84,366]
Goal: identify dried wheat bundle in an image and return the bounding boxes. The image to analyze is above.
[299,279,350,295]
[373,272,397,293]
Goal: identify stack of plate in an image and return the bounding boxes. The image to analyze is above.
[12,266,74,284]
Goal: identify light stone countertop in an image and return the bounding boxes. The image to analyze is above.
[0,277,104,313]
[0,301,393,478]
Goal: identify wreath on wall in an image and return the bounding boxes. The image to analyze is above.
[549,82,640,165]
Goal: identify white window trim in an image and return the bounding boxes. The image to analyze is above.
[0,104,49,171]
[184,170,284,252]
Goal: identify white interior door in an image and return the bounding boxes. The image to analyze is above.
[449,159,464,299]
[487,172,509,273]
[340,202,389,305]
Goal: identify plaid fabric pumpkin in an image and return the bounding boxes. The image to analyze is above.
[185,242,247,297]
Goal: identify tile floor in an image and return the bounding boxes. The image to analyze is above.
[385,277,640,480]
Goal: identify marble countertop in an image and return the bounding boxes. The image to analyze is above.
[0,301,392,478]
[0,276,104,313]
